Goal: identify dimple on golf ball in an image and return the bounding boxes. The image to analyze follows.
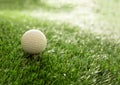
[21,29,47,54]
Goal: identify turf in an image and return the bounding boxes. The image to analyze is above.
[0,0,120,85]
[0,0,74,12]
[94,0,120,31]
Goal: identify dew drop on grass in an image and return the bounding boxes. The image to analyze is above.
[48,49,55,53]
[63,73,66,77]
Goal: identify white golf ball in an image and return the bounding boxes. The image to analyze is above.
[21,29,47,54]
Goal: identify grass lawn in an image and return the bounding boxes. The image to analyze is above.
[0,0,120,85]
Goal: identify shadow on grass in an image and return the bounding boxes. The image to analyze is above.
[23,53,43,65]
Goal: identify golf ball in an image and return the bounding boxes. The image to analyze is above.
[21,29,47,54]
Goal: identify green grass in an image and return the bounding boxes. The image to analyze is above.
[0,0,74,12]
[0,0,120,85]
